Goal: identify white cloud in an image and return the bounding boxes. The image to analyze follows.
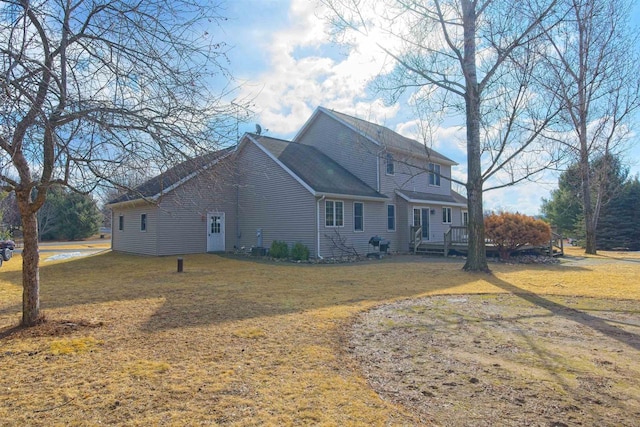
[232,0,619,215]
[238,0,400,136]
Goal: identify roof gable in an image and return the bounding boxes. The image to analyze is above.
[296,107,457,165]
[107,147,234,206]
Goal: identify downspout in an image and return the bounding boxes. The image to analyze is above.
[316,195,325,259]
[376,155,380,192]
[236,183,240,249]
[234,156,241,250]
[111,209,114,250]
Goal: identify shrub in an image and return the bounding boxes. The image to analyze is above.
[269,240,289,259]
[291,242,310,261]
[485,212,551,260]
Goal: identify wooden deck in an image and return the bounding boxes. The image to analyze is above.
[409,226,564,257]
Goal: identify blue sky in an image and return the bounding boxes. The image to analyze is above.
[217,0,640,215]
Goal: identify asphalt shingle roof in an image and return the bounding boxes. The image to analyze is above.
[254,135,386,199]
[396,189,468,205]
[108,147,234,205]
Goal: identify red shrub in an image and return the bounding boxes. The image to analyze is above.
[484,212,551,260]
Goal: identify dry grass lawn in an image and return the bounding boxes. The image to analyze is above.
[1,248,639,426]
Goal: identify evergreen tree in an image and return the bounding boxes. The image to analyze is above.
[38,188,101,241]
[597,178,640,250]
[541,163,583,235]
[58,192,102,241]
[543,154,631,248]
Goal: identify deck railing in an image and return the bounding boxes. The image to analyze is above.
[444,226,468,256]
[550,231,564,256]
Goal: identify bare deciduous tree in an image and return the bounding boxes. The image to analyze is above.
[0,0,248,326]
[541,0,640,254]
[322,0,562,272]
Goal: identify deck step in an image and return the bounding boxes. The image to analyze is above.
[414,245,446,256]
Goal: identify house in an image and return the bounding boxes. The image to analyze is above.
[107,107,468,257]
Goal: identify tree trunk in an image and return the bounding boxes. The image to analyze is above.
[582,172,597,254]
[579,106,596,255]
[464,168,489,272]
[461,0,489,272]
[16,191,41,326]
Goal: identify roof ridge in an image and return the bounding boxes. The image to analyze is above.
[318,106,456,165]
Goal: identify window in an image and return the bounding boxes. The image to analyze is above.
[325,200,344,227]
[140,214,147,232]
[462,211,469,227]
[428,163,441,186]
[354,202,364,232]
[442,207,452,224]
[387,204,396,231]
[386,153,395,175]
[118,215,124,231]
[210,215,221,233]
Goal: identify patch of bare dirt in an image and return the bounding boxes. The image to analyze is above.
[1,318,104,340]
[347,294,640,426]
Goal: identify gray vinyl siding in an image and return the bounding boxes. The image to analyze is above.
[381,152,452,198]
[404,204,466,244]
[319,199,394,257]
[111,158,237,256]
[155,163,237,255]
[236,141,317,256]
[296,113,379,191]
[395,196,410,251]
[111,204,159,256]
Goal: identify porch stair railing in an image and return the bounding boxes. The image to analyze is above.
[410,226,422,254]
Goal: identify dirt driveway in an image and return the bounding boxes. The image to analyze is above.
[347,255,640,426]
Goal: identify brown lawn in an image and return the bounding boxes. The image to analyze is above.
[0,249,639,426]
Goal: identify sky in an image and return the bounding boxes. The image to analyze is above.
[215,0,640,216]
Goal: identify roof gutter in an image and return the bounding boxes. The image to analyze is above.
[316,192,387,202]
[395,191,467,207]
[105,197,156,210]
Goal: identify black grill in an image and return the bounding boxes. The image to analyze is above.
[368,236,390,253]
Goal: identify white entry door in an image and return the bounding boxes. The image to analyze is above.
[413,207,430,241]
[207,213,225,252]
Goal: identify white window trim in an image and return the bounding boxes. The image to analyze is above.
[387,204,396,232]
[140,213,147,232]
[428,163,441,187]
[353,201,364,232]
[325,199,344,228]
[442,207,452,224]
[385,153,395,176]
